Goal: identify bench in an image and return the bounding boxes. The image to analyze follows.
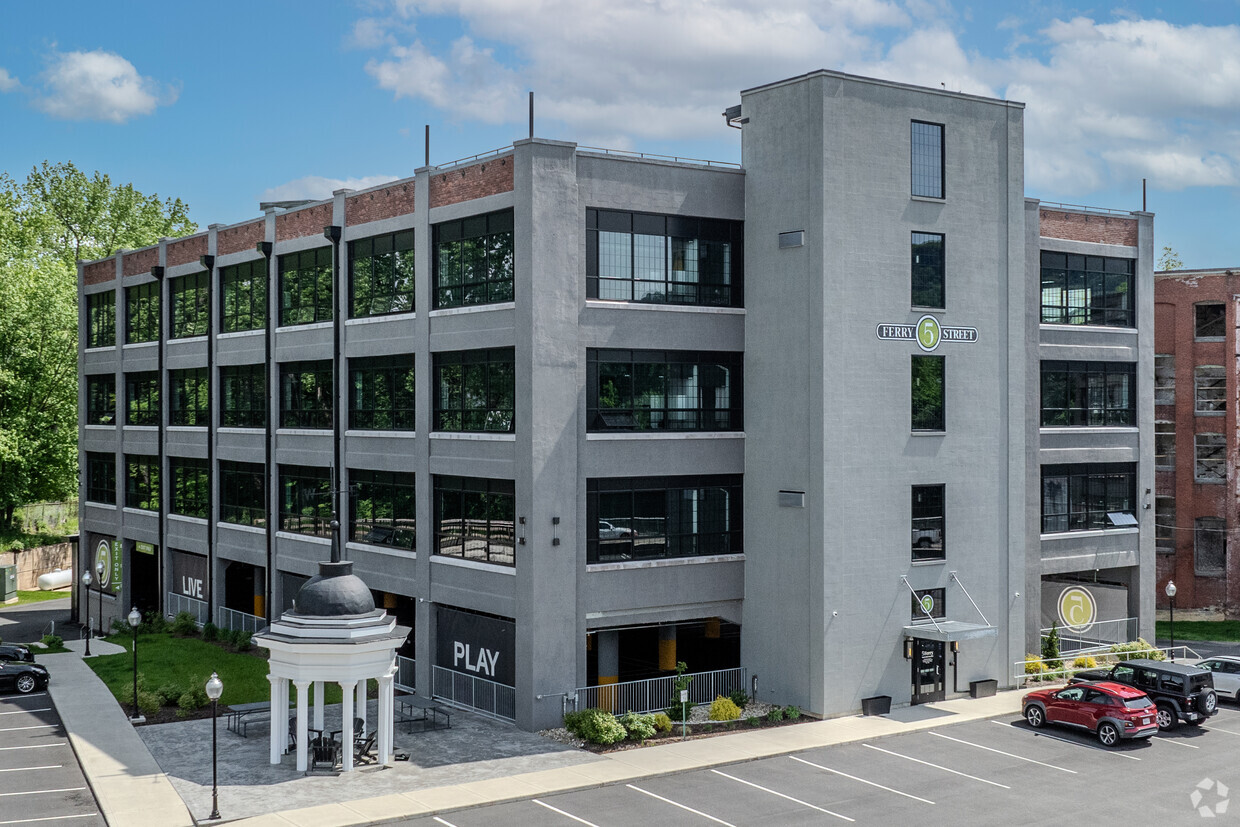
[225,701,271,738]
[396,695,451,732]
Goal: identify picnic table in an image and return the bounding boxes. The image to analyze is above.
[225,701,270,737]
[396,694,451,731]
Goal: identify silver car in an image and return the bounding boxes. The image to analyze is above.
[1195,656,1240,700]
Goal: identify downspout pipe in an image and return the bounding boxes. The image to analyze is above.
[256,242,274,622]
[151,265,165,617]
[200,254,216,623]
[323,226,343,564]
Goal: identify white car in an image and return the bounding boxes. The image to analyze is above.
[598,521,635,540]
[1195,656,1240,700]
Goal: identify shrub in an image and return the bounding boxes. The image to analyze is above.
[651,712,672,734]
[747,715,762,727]
[562,709,587,735]
[569,708,627,744]
[728,689,749,709]
[618,710,657,742]
[767,707,785,723]
[202,623,219,642]
[155,683,185,706]
[1072,655,1098,669]
[235,631,253,652]
[709,695,742,722]
[177,685,209,715]
[1041,621,1062,671]
[170,612,199,637]
[41,634,63,649]
[667,661,694,721]
[1111,638,1165,662]
[141,612,169,634]
[784,705,802,720]
[137,690,161,717]
[1023,654,1046,675]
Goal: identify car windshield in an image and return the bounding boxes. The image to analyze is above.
[1123,696,1153,709]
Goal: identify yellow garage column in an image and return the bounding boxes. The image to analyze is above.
[658,625,677,671]
[705,617,721,639]
[597,630,619,712]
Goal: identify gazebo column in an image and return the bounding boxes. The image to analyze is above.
[356,680,368,737]
[293,680,310,772]
[267,675,282,765]
[340,680,357,772]
[313,681,324,733]
[378,670,394,765]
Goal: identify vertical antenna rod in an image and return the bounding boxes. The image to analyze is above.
[529,91,534,138]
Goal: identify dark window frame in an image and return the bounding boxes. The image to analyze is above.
[349,355,415,431]
[220,460,266,527]
[433,475,515,566]
[1194,365,1226,415]
[586,474,743,564]
[125,371,160,426]
[278,246,333,326]
[169,457,209,519]
[1154,354,1175,406]
[911,587,946,620]
[349,468,415,550]
[169,368,209,427]
[1040,361,1136,427]
[86,452,116,505]
[1040,251,1135,328]
[1155,496,1175,554]
[911,232,945,309]
[433,348,515,432]
[587,349,742,432]
[1040,462,1136,534]
[910,121,944,199]
[911,355,945,431]
[1195,516,1226,575]
[1195,302,1226,340]
[86,374,116,425]
[221,259,268,333]
[221,363,267,428]
[87,291,115,348]
[912,484,945,562]
[125,454,160,511]
[349,230,415,318]
[432,210,514,310]
[125,281,160,344]
[1155,420,1175,470]
[1195,433,1226,483]
[280,361,333,430]
[278,464,332,537]
[169,271,209,339]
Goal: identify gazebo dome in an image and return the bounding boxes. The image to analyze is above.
[292,561,376,617]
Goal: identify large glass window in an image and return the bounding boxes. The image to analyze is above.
[1195,433,1225,483]
[433,348,514,432]
[912,588,946,620]
[912,485,944,562]
[1195,365,1225,414]
[126,281,160,343]
[911,232,944,308]
[1155,496,1175,554]
[278,247,333,326]
[87,291,115,348]
[1155,420,1175,470]
[1040,361,1135,427]
[350,469,415,550]
[1040,252,1135,328]
[1196,303,1225,339]
[86,375,116,425]
[433,476,515,566]
[1041,463,1136,534]
[910,121,944,198]
[350,230,415,317]
[169,457,209,519]
[911,355,945,431]
[1195,517,1226,574]
[349,355,415,431]
[433,210,513,309]
[221,259,267,333]
[125,454,160,511]
[587,209,743,307]
[278,465,331,537]
[169,368,208,426]
[587,475,743,564]
[221,364,266,428]
[169,272,208,339]
[125,372,160,426]
[1155,354,1175,406]
[587,349,742,431]
[220,461,265,527]
[86,452,116,504]
[280,361,333,429]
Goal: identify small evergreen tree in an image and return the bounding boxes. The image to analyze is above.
[1041,621,1062,672]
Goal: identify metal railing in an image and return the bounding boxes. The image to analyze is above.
[395,656,416,693]
[1041,617,1137,652]
[574,667,748,715]
[1039,200,1134,217]
[216,606,264,634]
[577,146,741,169]
[166,592,208,625]
[1013,643,1198,685]
[431,665,516,722]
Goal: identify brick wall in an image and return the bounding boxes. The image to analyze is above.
[276,203,334,242]
[430,156,514,208]
[82,259,115,286]
[167,234,208,267]
[1040,209,1138,246]
[346,182,416,225]
[121,247,159,276]
[217,220,266,257]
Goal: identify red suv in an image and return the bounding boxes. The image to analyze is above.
[1022,681,1158,746]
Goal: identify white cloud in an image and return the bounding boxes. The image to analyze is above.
[258,175,401,203]
[33,50,176,123]
[0,68,19,93]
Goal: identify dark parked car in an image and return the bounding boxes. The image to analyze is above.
[1070,658,1217,730]
[0,660,49,694]
[0,643,34,663]
[1022,681,1158,746]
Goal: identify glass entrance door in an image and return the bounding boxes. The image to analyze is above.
[911,638,945,704]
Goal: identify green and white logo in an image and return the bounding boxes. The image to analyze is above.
[916,315,941,352]
[920,594,935,615]
[876,315,977,351]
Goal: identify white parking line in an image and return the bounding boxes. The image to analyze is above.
[0,725,57,733]
[710,769,855,822]
[533,798,601,827]
[1159,738,1200,749]
[991,721,1141,760]
[0,787,87,798]
[627,784,737,826]
[789,755,935,803]
[0,743,66,751]
[861,744,1010,788]
[0,765,61,774]
[0,708,51,716]
[1203,725,1240,737]
[928,731,1076,773]
[0,815,97,826]
[0,693,47,700]
[432,817,459,827]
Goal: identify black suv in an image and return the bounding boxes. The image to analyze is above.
[1071,659,1217,730]
[0,644,34,663]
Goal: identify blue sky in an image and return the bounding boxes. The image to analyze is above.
[2,0,1238,268]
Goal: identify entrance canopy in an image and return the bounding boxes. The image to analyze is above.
[902,620,997,643]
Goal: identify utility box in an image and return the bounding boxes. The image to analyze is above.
[0,565,16,604]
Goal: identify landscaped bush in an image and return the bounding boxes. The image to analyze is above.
[155,682,185,706]
[177,684,209,716]
[140,612,169,634]
[1024,654,1047,678]
[1072,655,1098,669]
[784,705,802,720]
[708,695,742,721]
[565,708,627,744]
[766,707,785,723]
[1041,621,1063,671]
[618,710,657,741]
[41,634,62,649]
[1111,638,1165,662]
[651,712,672,734]
[170,612,199,637]
[201,622,219,642]
[747,715,762,727]
[728,689,749,709]
[235,631,253,652]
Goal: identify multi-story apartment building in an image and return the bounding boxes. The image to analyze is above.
[1153,268,1239,618]
[77,70,1154,731]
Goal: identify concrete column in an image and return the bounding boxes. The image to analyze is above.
[313,681,324,732]
[355,680,367,736]
[276,677,289,753]
[340,681,356,772]
[378,672,394,765]
[267,675,281,765]
[293,680,310,772]
[658,625,677,671]
[597,630,619,712]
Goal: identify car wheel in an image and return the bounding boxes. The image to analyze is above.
[1024,705,1044,728]
[1197,690,1218,716]
[15,674,37,694]
[1097,721,1120,747]
[1155,703,1178,731]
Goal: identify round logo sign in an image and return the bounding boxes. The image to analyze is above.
[1057,586,1096,633]
[94,539,112,590]
[920,594,935,615]
[916,315,941,352]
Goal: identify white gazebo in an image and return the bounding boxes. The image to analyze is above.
[254,560,410,772]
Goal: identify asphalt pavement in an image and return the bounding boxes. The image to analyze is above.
[0,595,72,647]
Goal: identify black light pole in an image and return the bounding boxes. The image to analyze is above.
[95,559,105,637]
[205,672,223,820]
[81,570,92,656]
[127,607,143,722]
[1166,580,1177,661]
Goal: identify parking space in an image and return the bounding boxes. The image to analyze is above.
[398,702,1240,825]
[0,690,102,827]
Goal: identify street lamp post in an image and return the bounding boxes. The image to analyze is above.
[205,672,223,820]
[81,570,92,657]
[1165,580,1177,661]
[127,607,143,723]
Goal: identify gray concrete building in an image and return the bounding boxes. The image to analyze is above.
[76,70,1154,731]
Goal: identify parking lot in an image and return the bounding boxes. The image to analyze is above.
[0,689,102,827]
[399,701,1240,826]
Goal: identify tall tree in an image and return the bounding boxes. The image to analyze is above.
[0,162,196,528]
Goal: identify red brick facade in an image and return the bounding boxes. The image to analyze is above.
[82,259,115,286]
[276,203,334,242]
[1040,209,1139,246]
[217,220,266,256]
[430,157,514,208]
[346,182,416,225]
[122,247,159,277]
[166,235,208,268]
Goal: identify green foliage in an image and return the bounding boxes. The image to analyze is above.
[1072,655,1098,669]
[170,612,199,637]
[176,685,209,716]
[708,695,742,721]
[1158,245,1183,271]
[564,708,627,744]
[40,633,63,650]
[728,689,749,709]
[1111,637,1166,661]
[140,613,169,634]
[1041,621,1062,671]
[651,712,672,734]
[667,660,694,720]
[201,623,219,642]
[1024,654,1047,676]
[1155,620,1240,643]
[784,705,802,720]
[155,682,185,706]
[224,628,241,647]
[235,631,253,652]
[618,710,657,741]
[767,707,785,723]
[746,715,762,727]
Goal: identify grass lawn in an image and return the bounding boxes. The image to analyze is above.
[1156,620,1240,643]
[11,589,71,606]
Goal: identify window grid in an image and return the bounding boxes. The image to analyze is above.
[169,272,209,339]
[1195,517,1226,574]
[350,230,415,318]
[87,291,115,348]
[911,232,945,308]
[1195,365,1226,414]
[1040,361,1136,427]
[911,355,945,431]
[279,465,331,537]
[1040,252,1135,328]
[1041,462,1136,533]
[125,372,160,426]
[126,281,160,343]
[221,259,267,333]
[86,375,116,425]
[350,468,415,550]
[86,452,116,504]
[1155,354,1175,406]
[910,121,944,198]
[1196,303,1225,339]
[1195,433,1225,483]
[170,457,209,519]
[433,349,514,432]
[280,361,333,429]
[586,474,743,564]
[349,355,415,430]
[220,461,266,527]
[1155,420,1175,470]
[125,454,160,511]
[1155,496,1175,554]
[433,475,514,566]
[221,364,267,428]
[587,349,742,432]
[169,368,208,426]
[912,485,945,562]
[433,211,514,309]
[279,247,333,326]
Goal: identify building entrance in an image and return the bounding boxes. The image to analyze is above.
[129,543,160,616]
[911,638,945,704]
